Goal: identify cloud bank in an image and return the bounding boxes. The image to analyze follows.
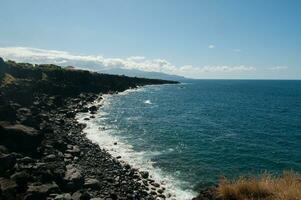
[0,47,256,78]
[268,66,288,71]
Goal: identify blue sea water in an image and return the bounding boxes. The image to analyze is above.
[79,80,301,199]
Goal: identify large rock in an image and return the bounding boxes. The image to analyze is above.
[0,153,16,174]
[0,122,42,154]
[89,105,98,112]
[0,178,18,200]
[140,171,149,179]
[54,193,72,200]
[66,145,80,156]
[63,165,84,191]
[0,145,8,154]
[84,178,101,189]
[25,182,59,199]
[71,191,82,200]
[10,171,31,190]
[71,191,90,200]
[16,107,38,127]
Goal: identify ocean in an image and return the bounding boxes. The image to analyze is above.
[78,80,301,200]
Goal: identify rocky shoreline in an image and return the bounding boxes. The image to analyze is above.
[0,58,177,200]
[1,91,170,200]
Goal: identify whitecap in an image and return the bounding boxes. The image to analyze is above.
[76,86,196,200]
[144,100,152,104]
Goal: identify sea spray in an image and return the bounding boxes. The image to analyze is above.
[76,86,196,200]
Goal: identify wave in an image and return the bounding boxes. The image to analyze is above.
[76,86,196,200]
[144,100,152,104]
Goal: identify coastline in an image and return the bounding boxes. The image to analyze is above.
[1,91,162,199]
[0,59,179,200]
[76,86,197,200]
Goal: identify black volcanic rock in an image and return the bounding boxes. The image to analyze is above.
[63,165,84,191]
[0,153,16,174]
[25,182,59,199]
[0,177,18,200]
[0,122,42,155]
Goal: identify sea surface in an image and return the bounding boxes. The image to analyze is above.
[78,80,301,199]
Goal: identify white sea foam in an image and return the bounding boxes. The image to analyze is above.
[76,86,196,200]
[144,100,152,104]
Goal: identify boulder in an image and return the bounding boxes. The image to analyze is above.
[66,145,80,156]
[44,154,56,162]
[16,107,37,126]
[0,153,16,173]
[66,111,76,118]
[140,171,149,179]
[151,182,160,188]
[19,156,34,164]
[25,182,59,199]
[71,191,82,200]
[157,189,164,194]
[0,145,8,154]
[63,165,84,191]
[10,171,30,189]
[17,107,31,115]
[54,193,72,200]
[71,191,91,200]
[0,178,17,200]
[84,178,101,189]
[89,105,98,112]
[0,122,42,154]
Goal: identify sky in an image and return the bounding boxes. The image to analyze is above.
[0,0,300,79]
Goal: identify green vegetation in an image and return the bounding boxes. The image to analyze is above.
[217,171,301,200]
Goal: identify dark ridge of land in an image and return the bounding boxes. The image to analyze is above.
[0,57,178,200]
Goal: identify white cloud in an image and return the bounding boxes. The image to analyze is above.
[268,66,288,71]
[208,44,215,49]
[0,46,256,78]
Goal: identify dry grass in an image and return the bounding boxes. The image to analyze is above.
[217,171,301,200]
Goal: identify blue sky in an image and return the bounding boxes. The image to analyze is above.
[0,0,300,79]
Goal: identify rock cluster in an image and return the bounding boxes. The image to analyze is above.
[0,92,170,199]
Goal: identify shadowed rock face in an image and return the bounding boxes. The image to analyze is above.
[0,122,42,155]
[0,58,178,200]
